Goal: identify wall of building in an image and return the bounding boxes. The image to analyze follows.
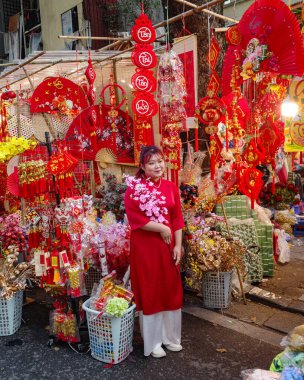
[39,0,84,51]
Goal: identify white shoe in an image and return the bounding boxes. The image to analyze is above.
[164,343,183,352]
[151,346,166,358]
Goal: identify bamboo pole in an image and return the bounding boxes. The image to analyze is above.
[66,45,135,78]
[58,34,166,42]
[58,35,128,41]
[214,27,230,33]
[0,60,63,90]
[0,51,45,80]
[220,199,247,305]
[0,62,19,67]
[174,0,239,24]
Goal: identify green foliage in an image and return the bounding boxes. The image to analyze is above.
[117,0,162,25]
[95,173,127,222]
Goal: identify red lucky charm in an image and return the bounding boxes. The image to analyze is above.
[195,96,226,135]
[131,68,157,92]
[238,167,263,209]
[242,139,265,167]
[132,92,158,118]
[258,121,284,165]
[209,134,223,180]
[131,13,156,44]
[85,57,96,85]
[226,25,242,46]
[131,44,157,69]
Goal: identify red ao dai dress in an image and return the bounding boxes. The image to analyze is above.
[124,177,184,356]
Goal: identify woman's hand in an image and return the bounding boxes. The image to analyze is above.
[173,245,182,265]
[160,225,172,245]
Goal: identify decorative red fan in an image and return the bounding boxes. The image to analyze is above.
[7,167,21,197]
[222,0,304,95]
[30,77,89,114]
[65,105,134,163]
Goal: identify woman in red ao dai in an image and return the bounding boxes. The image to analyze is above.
[124,145,184,358]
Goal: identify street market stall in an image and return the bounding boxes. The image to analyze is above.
[0,0,303,374]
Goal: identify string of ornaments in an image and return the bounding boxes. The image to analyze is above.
[131,8,158,163]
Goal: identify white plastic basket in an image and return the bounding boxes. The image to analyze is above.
[202,272,232,309]
[82,298,136,364]
[0,291,23,336]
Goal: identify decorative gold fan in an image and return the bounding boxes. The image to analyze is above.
[95,148,117,169]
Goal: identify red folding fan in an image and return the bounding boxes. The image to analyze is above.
[30,77,89,114]
[65,105,134,163]
[222,0,304,95]
[7,167,21,197]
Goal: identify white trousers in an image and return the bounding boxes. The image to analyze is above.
[139,309,182,356]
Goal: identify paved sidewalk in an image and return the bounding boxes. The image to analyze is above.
[0,300,279,380]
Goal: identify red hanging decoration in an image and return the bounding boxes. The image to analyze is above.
[238,167,264,209]
[131,12,156,44]
[258,121,285,166]
[209,134,222,180]
[195,96,226,135]
[242,139,265,167]
[131,68,157,92]
[131,9,158,163]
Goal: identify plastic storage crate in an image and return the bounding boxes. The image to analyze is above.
[202,272,232,309]
[0,291,23,336]
[83,299,136,364]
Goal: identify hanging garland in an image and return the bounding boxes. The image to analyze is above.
[130,9,158,163]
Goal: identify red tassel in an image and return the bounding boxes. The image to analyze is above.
[211,154,215,180]
[55,225,61,239]
[226,127,229,152]
[195,128,198,152]
[40,177,46,193]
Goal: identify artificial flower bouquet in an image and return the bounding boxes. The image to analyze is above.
[90,271,134,317]
[259,182,299,210]
[184,214,245,291]
[0,213,28,254]
[0,137,37,163]
[0,245,36,299]
[96,212,130,280]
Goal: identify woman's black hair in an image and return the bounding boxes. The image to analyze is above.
[135,145,164,178]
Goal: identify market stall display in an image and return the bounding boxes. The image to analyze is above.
[0,0,302,369]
